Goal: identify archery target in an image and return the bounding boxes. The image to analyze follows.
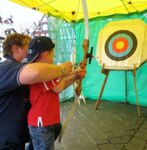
[96,19,147,70]
[105,30,137,61]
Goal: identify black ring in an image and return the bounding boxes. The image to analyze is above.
[105,30,137,61]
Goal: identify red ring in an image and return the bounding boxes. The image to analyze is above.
[112,37,128,53]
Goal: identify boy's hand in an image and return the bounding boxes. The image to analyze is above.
[74,68,86,79]
[61,62,73,75]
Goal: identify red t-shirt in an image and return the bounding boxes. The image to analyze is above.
[28,79,60,127]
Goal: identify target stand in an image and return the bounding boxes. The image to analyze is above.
[95,64,141,117]
[95,19,147,117]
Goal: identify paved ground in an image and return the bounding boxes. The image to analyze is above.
[55,100,147,150]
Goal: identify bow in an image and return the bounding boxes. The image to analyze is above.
[75,0,94,102]
[58,0,92,142]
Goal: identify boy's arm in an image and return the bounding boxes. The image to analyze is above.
[19,62,72,85]
[52,68,86,93]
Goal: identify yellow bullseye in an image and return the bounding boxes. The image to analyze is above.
[116,41,124,50]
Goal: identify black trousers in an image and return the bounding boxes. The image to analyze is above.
[25,142,34,150]
[0,144,25,150]
[54,123,62,141]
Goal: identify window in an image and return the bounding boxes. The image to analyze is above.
[0,37,4,52]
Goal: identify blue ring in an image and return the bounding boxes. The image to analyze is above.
[108,33,133,58]
[105,30,137,61]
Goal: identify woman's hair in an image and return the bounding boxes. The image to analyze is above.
[3,33,31,57]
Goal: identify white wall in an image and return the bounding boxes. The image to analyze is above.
[0,0,43,33]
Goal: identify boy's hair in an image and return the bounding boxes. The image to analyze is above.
[3,33,31,57]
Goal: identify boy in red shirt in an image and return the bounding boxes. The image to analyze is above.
[26,36,86,150]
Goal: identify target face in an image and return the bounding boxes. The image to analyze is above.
[105,30,137,61]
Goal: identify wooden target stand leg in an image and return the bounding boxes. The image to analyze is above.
[125,71,128,104]
[95,64,141,117]
[132,64,141,117]
[95,65,109,110]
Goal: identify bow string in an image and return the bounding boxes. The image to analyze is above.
[58,0,93,142]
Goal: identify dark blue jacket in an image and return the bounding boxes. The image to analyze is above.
[0,57,30,149]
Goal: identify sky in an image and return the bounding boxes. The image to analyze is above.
[0,0,43,33]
